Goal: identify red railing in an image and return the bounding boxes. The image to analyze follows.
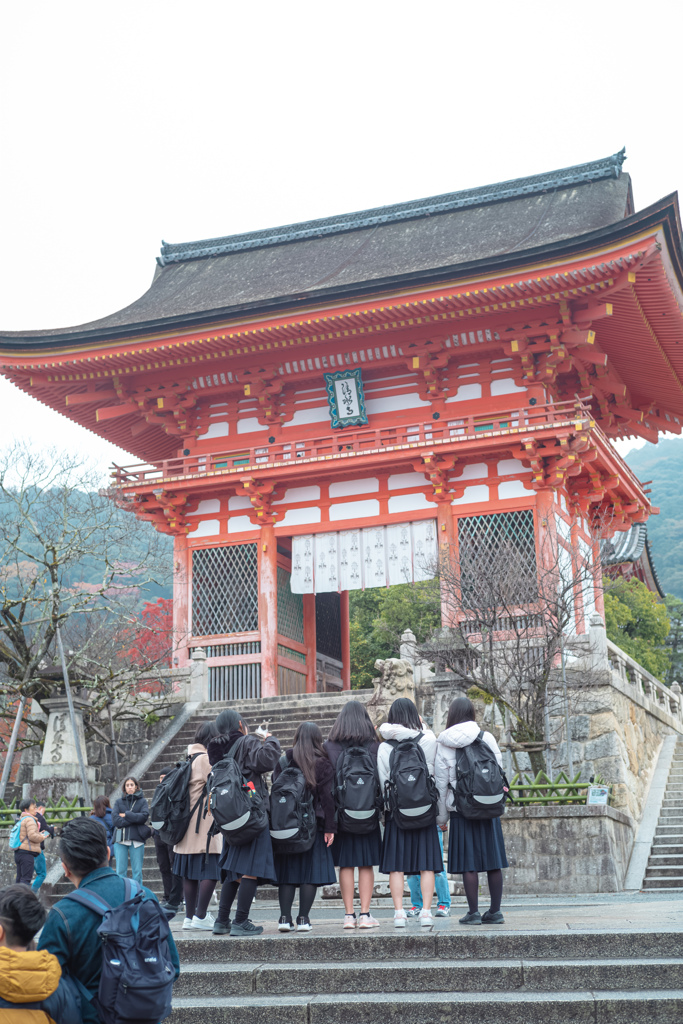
[111,398,591,488]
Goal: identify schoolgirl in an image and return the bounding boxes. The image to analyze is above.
[208,709,281,937]
[434,696,508,924]
[272,721,336,932]
[172,721,222,929]
[112,776,149,886]
[377,698,442,927]
[323,700,381,930]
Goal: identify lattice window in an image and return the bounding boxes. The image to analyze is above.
[457,509,537,613]
[209,663,261,701]
[277,567,304,643]
[192,544,258,637]
[316,592,342,661]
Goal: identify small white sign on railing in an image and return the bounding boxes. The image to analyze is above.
[586,785,610,806]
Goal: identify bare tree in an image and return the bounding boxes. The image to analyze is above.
[416,508,602,773]
[0,443,175,791]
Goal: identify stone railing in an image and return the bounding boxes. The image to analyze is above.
[606,638,683,722]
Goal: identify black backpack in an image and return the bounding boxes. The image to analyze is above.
[451,730,509,819]
[65,878,174,1024]
[269,754,317,854]
[385,734,438,830]
[334,745,382,834]
[206,736,268,847]
[149,752,205,847]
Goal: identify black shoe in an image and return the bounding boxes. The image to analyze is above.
[481,909,505,924]
[161,903,179,914]
[278,916,295,932]
[459,911,482,925]
[213,919,232,935]
[296,916,312,932]
[230,919,264,937]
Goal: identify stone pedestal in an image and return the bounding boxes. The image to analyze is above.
[189,648,209,702]
[32,694,96,802]
[432,672,468,736]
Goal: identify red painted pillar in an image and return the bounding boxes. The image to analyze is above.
[173,534,190,667]
[437,504,457,628]
[303,593,317,693]
[340,590,351,690]
[259,525,278,698]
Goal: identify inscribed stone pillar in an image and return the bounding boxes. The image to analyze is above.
[189,648,209,701]
[259,525,278,698]
[32,694,96,802]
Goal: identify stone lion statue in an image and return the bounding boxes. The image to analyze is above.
[372,658,415,700]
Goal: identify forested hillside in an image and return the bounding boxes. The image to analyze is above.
[627,438,683,600]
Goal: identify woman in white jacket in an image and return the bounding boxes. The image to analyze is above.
[377,698,443,927]
[435,696,508,925]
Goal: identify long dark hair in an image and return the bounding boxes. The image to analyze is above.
[327,700,377,745]
[122,776,140,794]
[194,721,218,747]
[215,709,246,735]
[387,698,421,730]
[292,721,326,789]
[446,696,477,729]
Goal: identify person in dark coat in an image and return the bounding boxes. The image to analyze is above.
[88,795,114,861]
[272,721,336,932]
[112,776,149,884]
[209,708,281,937]
[323,700,381,930]
[152,767,184,913]
[0,883,81,1024]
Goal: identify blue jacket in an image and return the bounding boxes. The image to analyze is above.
[89,808,114,848]
[38,866,180,1024]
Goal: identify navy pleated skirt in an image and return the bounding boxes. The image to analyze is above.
[219,827,277,886]
[380,815,443,874]
[447,811,508,874]
[274,829,336,887]
[172,852,221,881]
[332,825,382,869]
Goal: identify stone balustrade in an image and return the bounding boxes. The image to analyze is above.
[606,638,683,721]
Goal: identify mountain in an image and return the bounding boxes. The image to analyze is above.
[626,438,683,599]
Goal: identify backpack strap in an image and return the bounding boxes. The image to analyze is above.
[63,887,112,916]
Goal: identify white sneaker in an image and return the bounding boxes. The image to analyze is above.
[419,910,433,927]
[182,917,193,929]
[343,914,357,929]
[191,913,215,930]
[394,909,407,928]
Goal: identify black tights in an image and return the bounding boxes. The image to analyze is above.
[462,869,503,914]
[278,883,317,922]
[183,878,217,920]
[218,876,258,924]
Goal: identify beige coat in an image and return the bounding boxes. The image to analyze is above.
[18,812,46,853]
[173,744,222,856]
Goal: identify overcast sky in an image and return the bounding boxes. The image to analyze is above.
[1,1,681,471]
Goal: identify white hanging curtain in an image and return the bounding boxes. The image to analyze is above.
[290,520,437,594]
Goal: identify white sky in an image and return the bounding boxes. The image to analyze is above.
[1,1,682,470]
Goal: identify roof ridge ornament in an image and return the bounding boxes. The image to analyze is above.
[157,149,628,267]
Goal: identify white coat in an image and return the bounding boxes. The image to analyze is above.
[377,723,437,794]
[434,721,503,826]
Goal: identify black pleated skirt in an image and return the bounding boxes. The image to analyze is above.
[332,825,382,869]
[379,815,443,874]
[447,811,508,873]
[274,829,336,887]
[172,852,221,881]
[219,827,277,886]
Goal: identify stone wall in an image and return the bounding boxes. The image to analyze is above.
[501,804,635,893]
[0,825,63,889]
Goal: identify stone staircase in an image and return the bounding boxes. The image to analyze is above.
[169,926,683,1022]
[644,738,683,889]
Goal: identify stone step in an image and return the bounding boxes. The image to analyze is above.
[647,855,683,866]
[651,844,683,854]
[172,954,683,998]
[642,877,683,887]
[168,989,683,1024]
[645,865,683,877]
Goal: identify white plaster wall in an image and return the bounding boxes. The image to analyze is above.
[228,516,260,533]
[491,377,527,395]
[274,485,321,505]
[452,462,489,480]
[328,477,379,497]
[365,392,430,414]
[452,485,490,505]
[197,421,230,439]
[329,499,381,521]
[388,471,428,489]
[388,493,437,513]
[278,506,322,527]
[446,383,482,403]
[187,499,221,516]
[237,417,263,434]
[228,495,252,510]
[497,458,525,476]
[188,519,220,538]
[498,480,535,499]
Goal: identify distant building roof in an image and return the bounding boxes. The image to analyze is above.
[0,150,634,346]
[601,524,665,598]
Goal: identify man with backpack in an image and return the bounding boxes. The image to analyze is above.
[39,816,180,1024]
[152,767,184,914]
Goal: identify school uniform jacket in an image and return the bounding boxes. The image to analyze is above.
[377,723,437,793]
[223,731,282,813]
[434,721,503,826]
[173,743,222,856]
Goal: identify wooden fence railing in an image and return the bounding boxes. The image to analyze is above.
[508,771,611,806]
[0,796,92,828]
